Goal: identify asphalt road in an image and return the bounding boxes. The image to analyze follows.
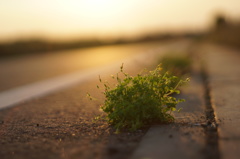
[0,40,187,92]
[0,40,191,109]
[4,40,239,159]
[0,39,192,159]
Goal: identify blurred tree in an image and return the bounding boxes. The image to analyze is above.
[215,15,227,29]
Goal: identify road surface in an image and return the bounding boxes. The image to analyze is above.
[0,39,192,159]
[0,40,191,110]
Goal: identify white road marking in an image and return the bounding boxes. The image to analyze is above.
[0,48,160,110]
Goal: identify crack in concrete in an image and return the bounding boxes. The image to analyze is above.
[201,64,220,159]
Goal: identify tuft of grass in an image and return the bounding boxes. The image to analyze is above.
[90,64,189,132]
[159,54,192,77]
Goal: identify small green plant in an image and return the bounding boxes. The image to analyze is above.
[159,54,192,77]
[90,64,189,132]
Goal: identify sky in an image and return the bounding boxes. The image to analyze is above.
[1,0,240,42]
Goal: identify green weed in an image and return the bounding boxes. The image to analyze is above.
[89,64,189,132]
[159,54,192,77]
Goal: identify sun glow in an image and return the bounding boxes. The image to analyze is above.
[80,0,129,19]
[1,0,240,41]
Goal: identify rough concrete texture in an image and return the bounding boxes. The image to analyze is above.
[131,56,207,159]
[0,40,193,159]
[201,45,240,81]
[201,45,240,159]
[1,41,240,159]
[131,43,240,159]
[131,125,205,159]
[0,68,148,159]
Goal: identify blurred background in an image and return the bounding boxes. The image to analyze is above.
[0,0,240,57]
[1,1,240,159]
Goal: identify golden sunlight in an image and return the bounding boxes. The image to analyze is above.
[81,0,116,11]
[79,1,129,19]
[1,0,240,41]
